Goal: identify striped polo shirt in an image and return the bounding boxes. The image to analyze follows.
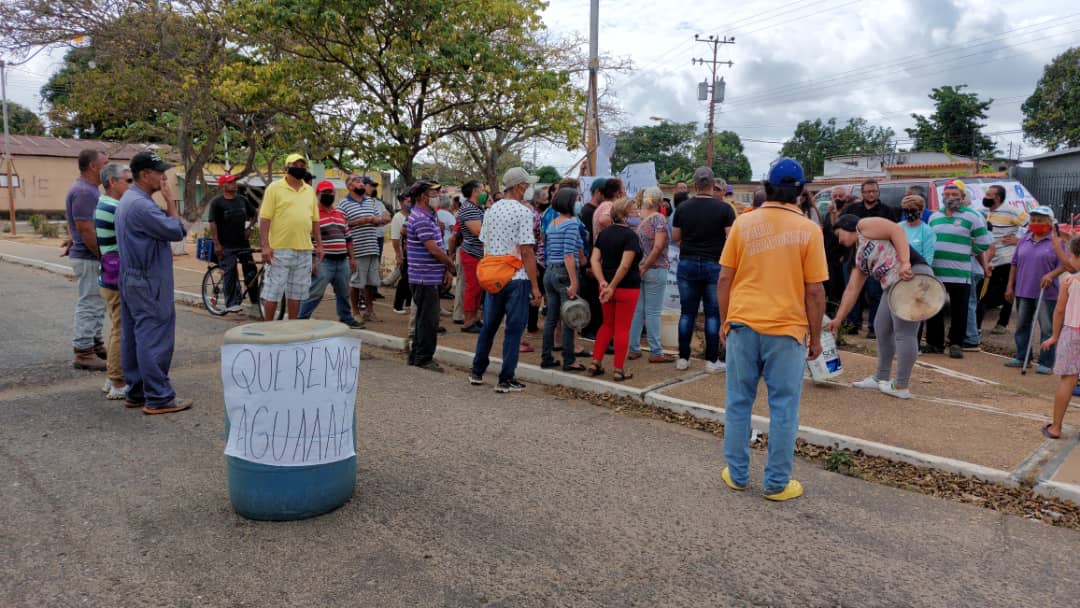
[545,218,583,266]
[94,194,119,255]
[457,200,484,258]
[986,204,1028,267]
[318,205,351,259]
[928,206,991,284]
[405,206,446,285]
[338,195,383,257]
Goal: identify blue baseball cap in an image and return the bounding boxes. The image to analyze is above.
[767,157,808,188]
[1030,205,1054,218]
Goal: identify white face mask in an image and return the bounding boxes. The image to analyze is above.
[523,187,534,202]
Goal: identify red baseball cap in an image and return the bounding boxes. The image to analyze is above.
[217,174,237,186]
[316,180,335,193]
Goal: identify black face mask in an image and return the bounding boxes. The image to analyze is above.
[903,208,921,222]
[286,166,307,180]
[982,197,996,208]
[352,188,366,198]
[319,193,335,206]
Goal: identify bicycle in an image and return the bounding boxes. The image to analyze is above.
[201,248,285,320]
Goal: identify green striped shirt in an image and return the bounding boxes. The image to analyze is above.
[94,195,119,255]
[929,206,991,283]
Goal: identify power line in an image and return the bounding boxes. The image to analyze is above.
[722,34,1079,112]
[722,13,1080,108]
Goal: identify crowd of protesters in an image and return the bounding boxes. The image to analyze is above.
[61,143,1079,494]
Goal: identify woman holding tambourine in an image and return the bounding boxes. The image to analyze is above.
[826,214,942,400]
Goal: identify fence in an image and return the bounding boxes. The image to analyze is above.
[1012,167,1080,219]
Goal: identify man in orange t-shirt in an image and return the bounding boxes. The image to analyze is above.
[717,157,828,502]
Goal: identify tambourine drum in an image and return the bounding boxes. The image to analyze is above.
[561,298,591,331]
[888,264,946,322]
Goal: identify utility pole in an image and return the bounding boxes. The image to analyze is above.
[692,35,734,169]
[584,0,600,176]
[1,59,15,236]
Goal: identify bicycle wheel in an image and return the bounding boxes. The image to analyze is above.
[202,266,229,316]
[254,269,287,320]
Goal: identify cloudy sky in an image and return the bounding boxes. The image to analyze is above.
[3,0,1075,179]
[537,0,1077,177]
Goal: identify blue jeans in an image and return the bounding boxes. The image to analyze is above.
[629,267,668,355]
[723,324,807,493]
[966,274,983,346]
[472,279,531,383]
[298,257,357,323]
[541,265,577,367]
[677,257,721,361]
[1014,296,1056,368]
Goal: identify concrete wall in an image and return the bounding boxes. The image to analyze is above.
[9,155,180,215]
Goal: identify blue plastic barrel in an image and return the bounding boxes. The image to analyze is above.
[222,320,361,521]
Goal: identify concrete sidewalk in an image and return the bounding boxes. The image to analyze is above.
[3,235,1079,504]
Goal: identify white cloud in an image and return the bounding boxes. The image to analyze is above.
[540,0,1077,178]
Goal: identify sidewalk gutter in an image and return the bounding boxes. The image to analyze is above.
[0,253,75,277]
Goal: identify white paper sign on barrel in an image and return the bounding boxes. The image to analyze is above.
[663,243,681,311]
[221,336,361,467]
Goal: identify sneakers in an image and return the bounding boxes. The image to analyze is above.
[461,323,482,334]
[962,343,980,352]
[226,304,244,313]
[143,398,192,415]
[763,480,804,501]
[852,376,882,390]
[416,360,444,373]
[1004,358,1024,368]
[1036,365,1052,375]
[344,319,365,329]
[880,382,911,400]
[392,307,409,315]
[721,467,746,491]
[990,325,1008,335]
[73,347,106,371]
[948,345,964,359]
[866,329,876,340]
[704,360,726,374]
[105,384,128,400]
[468,374,484,386]
[920,345,944,354]
[495,379,526,393]
[675,358,690,371]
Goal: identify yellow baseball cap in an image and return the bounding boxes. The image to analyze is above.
[285,153,305,165]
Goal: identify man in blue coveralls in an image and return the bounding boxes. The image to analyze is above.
[115,151,192,415]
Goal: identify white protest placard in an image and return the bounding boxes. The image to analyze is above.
[221,336,361,467]
[619,162,658,198]
[663,243,681,311]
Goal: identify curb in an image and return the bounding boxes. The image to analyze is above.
[434,345,648,399]
[643,392,1018,486]
[7,252,1080,504]
[1033,479,1080,504]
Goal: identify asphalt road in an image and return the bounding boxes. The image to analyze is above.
[2,260,1078,608]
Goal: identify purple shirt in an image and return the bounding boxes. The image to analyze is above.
[405,206,446,286]
[65,177,102,260]
[1012,234,1062,300]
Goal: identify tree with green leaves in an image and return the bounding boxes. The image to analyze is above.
[1022,47,1080,151]
[536,166,561,184]
[232,0,550,186]
[693,131,751,182]
[906,85,996,158]
[780,117,894,178]
[611,121,696,177]
[7,1,323,221]
[3,101,46,136]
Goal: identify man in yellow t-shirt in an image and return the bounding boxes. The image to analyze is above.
[258,153,323,320]
[717,157,827,502]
